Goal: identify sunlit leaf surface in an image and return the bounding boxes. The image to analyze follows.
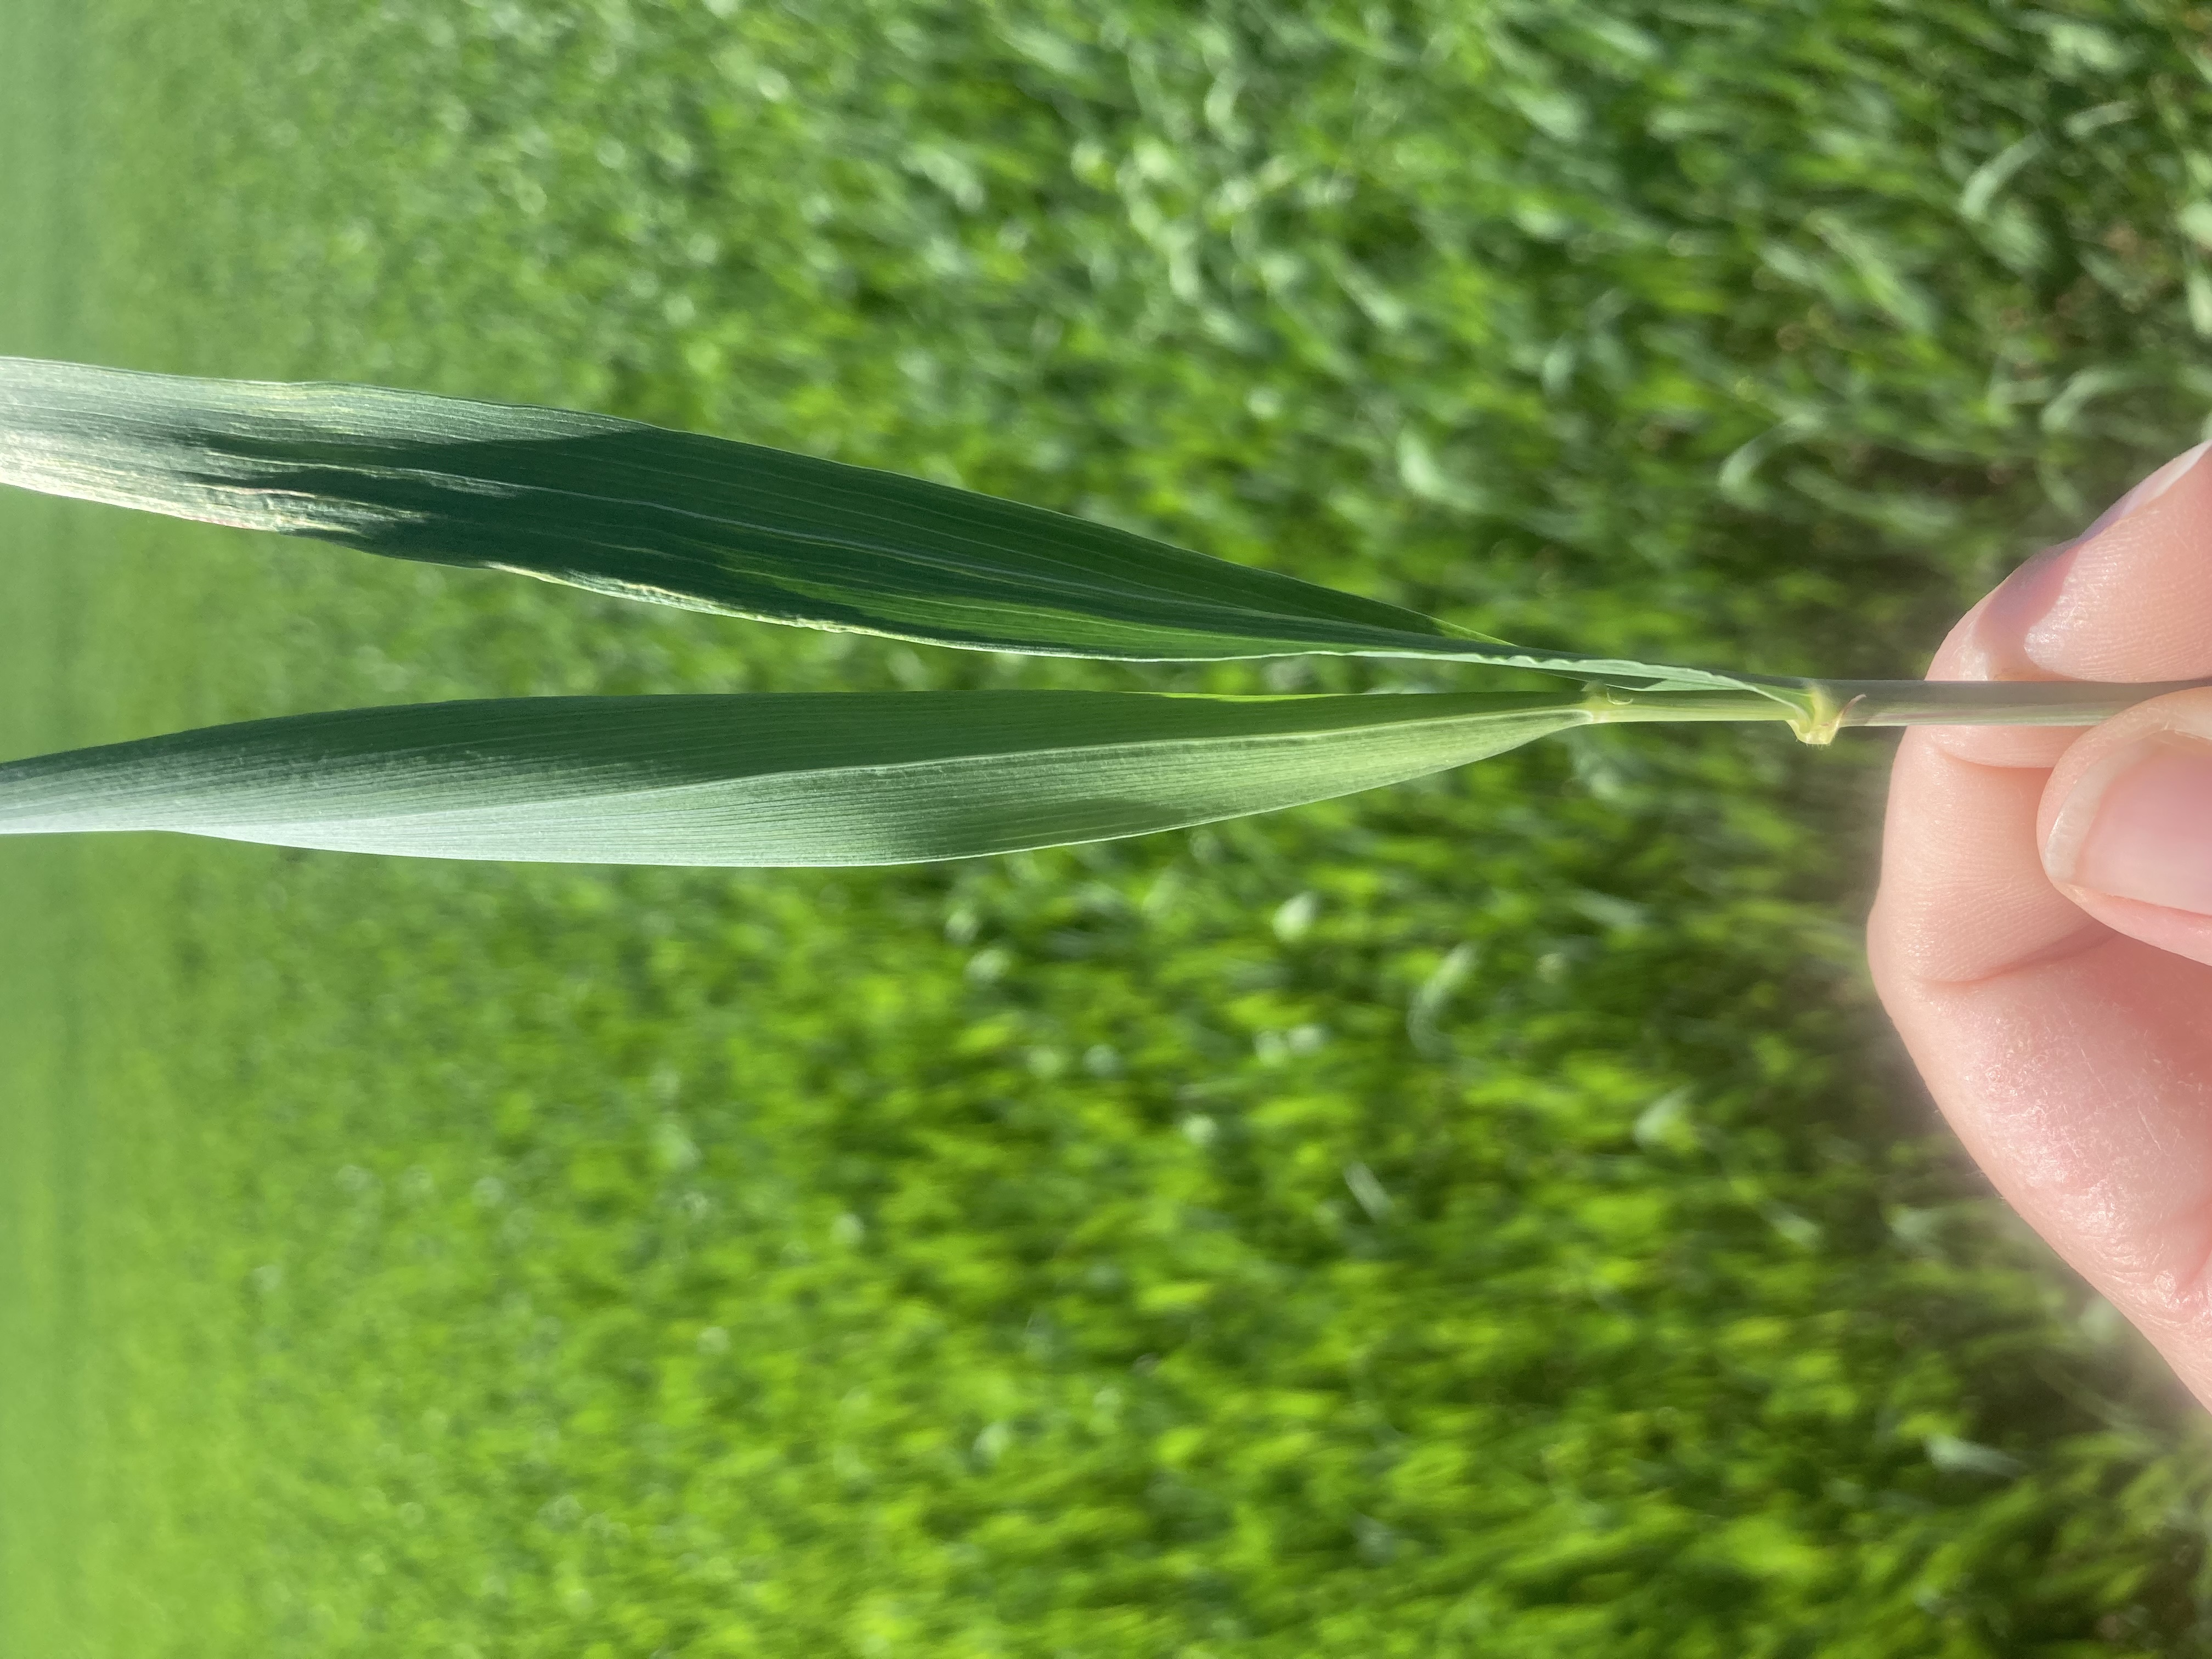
[0,690,1590,864]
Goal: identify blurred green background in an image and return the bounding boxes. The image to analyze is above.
[9,0,2212,1652]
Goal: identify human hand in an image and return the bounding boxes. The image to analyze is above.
[1870,441,2212,1408]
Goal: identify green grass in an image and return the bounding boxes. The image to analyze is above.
[11,1,2212,1654]
[0,3,90,1644]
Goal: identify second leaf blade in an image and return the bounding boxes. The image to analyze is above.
[0,691,1594,865]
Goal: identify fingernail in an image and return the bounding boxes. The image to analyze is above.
[2046,731,2212,914]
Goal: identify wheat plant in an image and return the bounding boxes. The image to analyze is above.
[0,358,2192,865]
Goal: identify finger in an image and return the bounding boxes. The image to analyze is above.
[2040,687,2212,969]
[2024,438,2212,681]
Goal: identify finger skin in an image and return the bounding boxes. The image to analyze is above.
[1872,735,2105,986]
[1870,927,2212,1397]
[1869,447,2212,1409]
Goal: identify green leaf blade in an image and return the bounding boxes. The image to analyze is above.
[0,691,1593,865]
[0,357,1754,690]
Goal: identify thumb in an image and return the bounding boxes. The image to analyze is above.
[2041,686,2212,969]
